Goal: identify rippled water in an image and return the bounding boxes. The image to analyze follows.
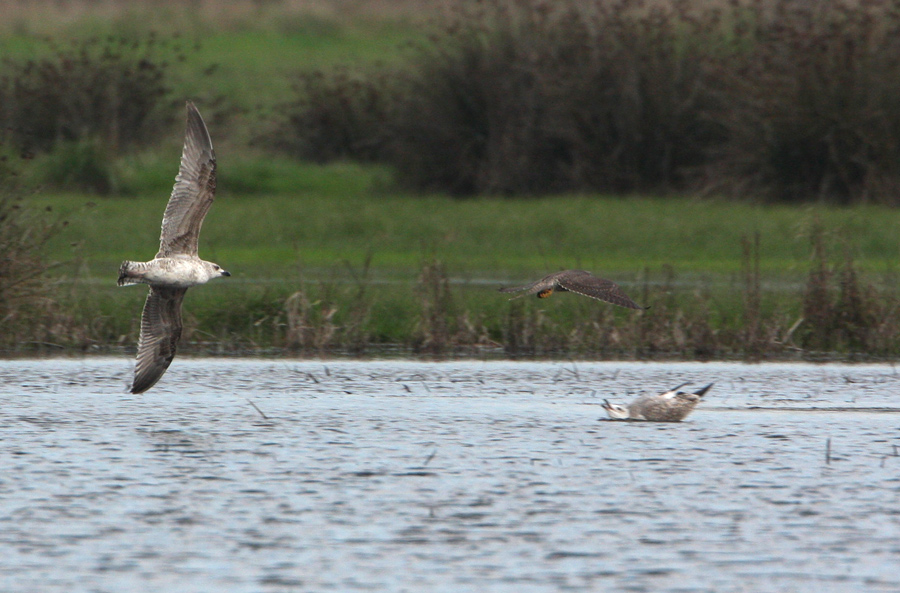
[2,358,899,592]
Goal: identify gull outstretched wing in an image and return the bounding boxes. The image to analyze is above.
[131,286,187,394]
[156,102,217,258]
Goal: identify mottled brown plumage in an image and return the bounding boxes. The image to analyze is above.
[602,383,714,422]
[131,286,187,394]
[156,102,217,259]
[499,270,646,310]
[118,102,229,394]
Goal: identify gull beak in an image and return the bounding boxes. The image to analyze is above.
[222,270,231,277]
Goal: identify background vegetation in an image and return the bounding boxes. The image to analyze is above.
[2,0,899,361]
[269,0,900,202]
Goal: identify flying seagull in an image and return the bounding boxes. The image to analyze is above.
[498,270,647,309]
[601,383,714,422]
[117,102,230,394]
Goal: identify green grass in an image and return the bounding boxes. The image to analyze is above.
[0,6,425,119]
[38,173,900,283]
[14,173,900,357]
[29,158,899,357]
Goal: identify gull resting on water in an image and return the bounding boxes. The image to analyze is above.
[602,383,714,422]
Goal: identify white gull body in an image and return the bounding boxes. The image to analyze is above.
[117,102,230,394]
[602,383,714,422]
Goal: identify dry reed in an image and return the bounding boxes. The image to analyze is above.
[6,227,899,359]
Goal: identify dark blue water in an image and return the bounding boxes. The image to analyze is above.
[2,359,899,592]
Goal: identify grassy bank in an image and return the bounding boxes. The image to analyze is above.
[15,174,900,360]
[37,195,900,281]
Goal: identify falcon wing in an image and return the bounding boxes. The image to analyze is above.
[498,271,569,299]
[557,271,646,309]
[156,102,217,258]
[131,286,187,394]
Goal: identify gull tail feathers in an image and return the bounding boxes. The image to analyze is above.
[117,261,141,286]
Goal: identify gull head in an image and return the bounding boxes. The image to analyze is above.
[204,261,231,281]
[601,399,630,420]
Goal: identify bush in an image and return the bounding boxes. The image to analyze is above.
[30,138,118,194]
[274,0,723,195]
[272,0,900,203]
[706,0,900,203]
[268,68,391,163]
[0,35,180,155]
[388,1,723,195]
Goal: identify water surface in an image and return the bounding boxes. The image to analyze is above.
[2,359,899,592]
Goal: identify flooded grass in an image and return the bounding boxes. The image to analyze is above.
[7,189,898,361]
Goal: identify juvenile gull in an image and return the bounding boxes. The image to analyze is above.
[602,383,714,422]
[117,102,230,394]
[499,270,646,310]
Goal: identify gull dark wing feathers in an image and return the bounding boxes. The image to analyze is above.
[658,382,691,399]
[692,383,715,397]
[156,102,217,258]
[556,270,646,309]
[131,286,187,394]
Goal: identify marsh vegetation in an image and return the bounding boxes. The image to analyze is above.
[2,0,899,360]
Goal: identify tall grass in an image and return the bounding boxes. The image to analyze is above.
[0,152,69,348]
[20,221,900,360]
[797,222,898,356]
[23,183,896,359]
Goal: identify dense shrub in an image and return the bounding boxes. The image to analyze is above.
[275,0,724,195]
[0,35,179,155]
[273,0,900,202]
[268,68,391,163]
[388,1,723,195]
[706,0,900,203]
